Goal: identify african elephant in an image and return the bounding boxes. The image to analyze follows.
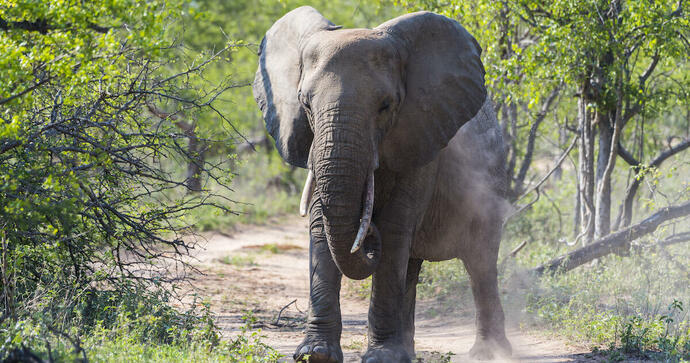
[253,7,512,362]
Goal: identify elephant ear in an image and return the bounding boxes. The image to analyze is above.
[377,12,487,171]
[253,7,337,168]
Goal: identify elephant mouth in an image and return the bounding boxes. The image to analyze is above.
[299,165,379,258]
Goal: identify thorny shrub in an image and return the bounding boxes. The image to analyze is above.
[0,0,252,360]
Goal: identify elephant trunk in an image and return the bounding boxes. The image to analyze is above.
[311,111,381,280]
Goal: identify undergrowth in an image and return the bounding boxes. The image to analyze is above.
[84,310,280,362]
[523,245,690,361]
[1,294,280,362]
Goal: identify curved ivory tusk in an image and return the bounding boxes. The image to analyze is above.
[351,170,375,254]
[299,170,314,217]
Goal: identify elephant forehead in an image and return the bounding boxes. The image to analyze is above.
[304,29,396,67]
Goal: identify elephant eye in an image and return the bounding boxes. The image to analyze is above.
[378,101,390,113]
[298,91,311,111]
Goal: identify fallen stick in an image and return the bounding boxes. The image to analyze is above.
[274,299,297,326]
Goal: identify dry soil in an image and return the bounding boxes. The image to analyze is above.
[183,216,597,362]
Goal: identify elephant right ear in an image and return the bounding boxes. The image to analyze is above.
[253,7,336,168]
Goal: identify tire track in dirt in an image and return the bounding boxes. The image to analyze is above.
[186,216,593,362]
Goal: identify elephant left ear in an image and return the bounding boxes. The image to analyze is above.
[377,12,487,171]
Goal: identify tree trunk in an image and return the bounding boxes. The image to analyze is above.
[145,103,204,193]
[577,91,595,244]
[173,119,204,193]
[185,131,204,192]
[573,185,581,239]
[594,111,614,238]
[1,231,13,319]
[554,122,567,181]
[513,87,561,198]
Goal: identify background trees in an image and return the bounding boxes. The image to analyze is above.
[394,0,689,248]
[515,0,689,242]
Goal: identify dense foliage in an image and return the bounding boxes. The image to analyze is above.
[0,0,251,360]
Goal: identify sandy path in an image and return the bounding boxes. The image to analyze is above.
[186,216,592,362]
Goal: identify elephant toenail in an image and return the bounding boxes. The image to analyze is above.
[313,345,328,354]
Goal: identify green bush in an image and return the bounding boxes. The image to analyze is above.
[0,0,244,359]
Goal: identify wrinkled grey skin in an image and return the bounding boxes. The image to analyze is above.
[253,7,512,363]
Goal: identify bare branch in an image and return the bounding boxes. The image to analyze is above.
[617,141,640,166]
[514,134,579,203]
[274,299,298,326]
[656,232,690,248]
[0,16,110,34]
[235,135,272,154]
[0,77,51,105]
[639,53,660,86]
[623,52,661,125]
[619,137,690,227]
[146,103,194,133]
[513,86,562,194]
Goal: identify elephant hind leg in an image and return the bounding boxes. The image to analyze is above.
[402,258,423,358]
[461,236,512,360]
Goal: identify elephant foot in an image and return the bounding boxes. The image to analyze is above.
[468,335,512,360]
[294,336,343,363]
[362,344,411,363]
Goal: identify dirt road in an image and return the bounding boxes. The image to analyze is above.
[186,216,591,362]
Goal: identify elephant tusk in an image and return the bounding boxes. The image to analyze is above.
[351,169,375,254]
[299,170,314,217]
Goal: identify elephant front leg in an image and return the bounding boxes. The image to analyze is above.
[295,199,343,363]
[402,258,423,358]
[362,166,435,363]
[363,223,414,363]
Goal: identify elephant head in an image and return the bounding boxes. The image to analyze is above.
[253,7,487,280]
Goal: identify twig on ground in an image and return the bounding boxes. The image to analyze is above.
[274,299,297,326]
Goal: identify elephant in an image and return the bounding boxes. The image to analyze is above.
[252,7,512,363]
